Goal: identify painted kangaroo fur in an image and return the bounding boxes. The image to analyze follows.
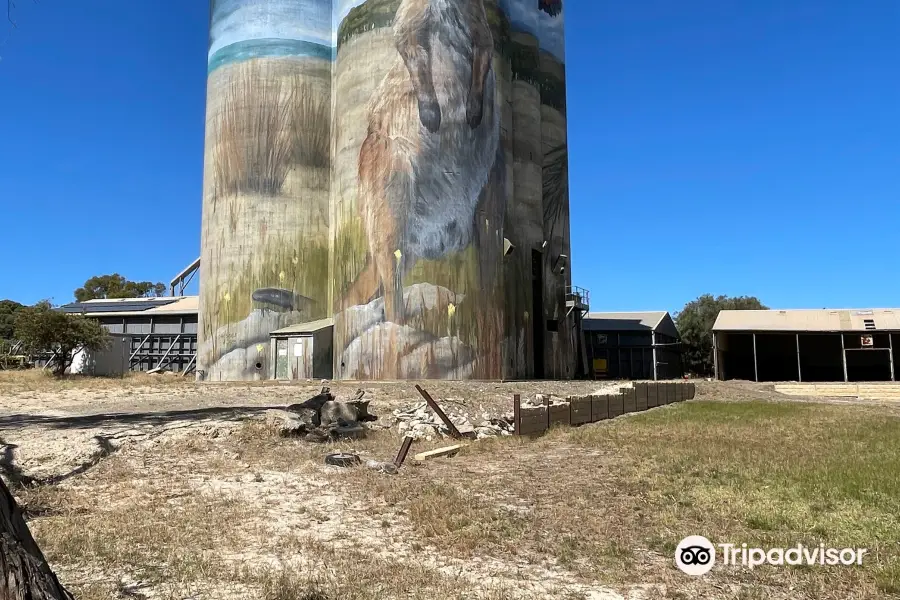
[343,0,501,324]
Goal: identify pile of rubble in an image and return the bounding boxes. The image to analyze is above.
[393,401,514,440]
[265,387,378,443]
[521,393,570,408]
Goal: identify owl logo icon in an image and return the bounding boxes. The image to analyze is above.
[675,536,716,576]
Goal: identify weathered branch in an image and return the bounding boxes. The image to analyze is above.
[0,477,75,599]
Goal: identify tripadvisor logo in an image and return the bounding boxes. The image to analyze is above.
[675,536,868,575]
[675,536,716,576]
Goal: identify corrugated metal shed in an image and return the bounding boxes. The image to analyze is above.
[713,309,900,332]
[584,311,667,331]
[583,311,681,340]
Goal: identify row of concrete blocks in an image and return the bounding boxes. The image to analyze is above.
[515,382,697,436]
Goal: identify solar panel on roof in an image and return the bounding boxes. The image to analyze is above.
[59,299,178,313]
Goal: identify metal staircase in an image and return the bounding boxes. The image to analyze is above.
[566,286,591,378]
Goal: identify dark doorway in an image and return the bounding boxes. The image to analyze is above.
[846,349,892,382]
[756,334,800,381]
[531,250,544,379]
[893,334,899,381]
[798,334,844,381]
[719,333,756,381]
[845,333,893,381]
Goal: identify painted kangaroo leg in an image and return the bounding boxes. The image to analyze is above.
[354,131,407,324]
[467,0,493,129]
[394,0,441,133]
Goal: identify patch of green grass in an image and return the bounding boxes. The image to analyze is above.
[568,401,900,595]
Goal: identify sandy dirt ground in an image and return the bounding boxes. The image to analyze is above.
[0,376,613,482]
[1,373,898,600]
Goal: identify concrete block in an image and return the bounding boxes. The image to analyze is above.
[609,393,625,418]
[591,394,609,421]
[570,396,592,425]
[635,382,648,411]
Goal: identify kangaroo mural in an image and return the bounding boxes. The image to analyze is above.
[341,0,502,325]
[199,0,568,381]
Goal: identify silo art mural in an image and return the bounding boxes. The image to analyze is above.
[198,0,570,382]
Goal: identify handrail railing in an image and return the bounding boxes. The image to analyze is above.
[566,285,590,311]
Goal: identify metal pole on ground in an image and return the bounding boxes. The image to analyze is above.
[796,334,802,382]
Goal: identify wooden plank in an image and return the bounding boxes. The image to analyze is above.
[688,382,696,400]
[622,387,637,413]
[647,383,659,408]
[521,406,547,418]
[570,396,592,425]
[666,382,676,404]
[635,383,648,411]
[549,403,571,427]
[518,406,549,435]
[609,393,625,418]
[591,394,609,421]
[675,383,684,403]
[517,418,549,436]
[413,445,463,462]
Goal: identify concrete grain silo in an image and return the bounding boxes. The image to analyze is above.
[198,0,573,382]
[198,0,333,381]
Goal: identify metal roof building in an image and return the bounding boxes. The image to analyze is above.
[59,296,199,374]
[583,311,682,380]
[712,309,900,382]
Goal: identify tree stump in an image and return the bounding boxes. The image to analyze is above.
[0,478,73,600]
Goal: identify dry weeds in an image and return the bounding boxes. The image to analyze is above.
[210,61,331,202]
[6,380,900,599]
[0,369,190,394]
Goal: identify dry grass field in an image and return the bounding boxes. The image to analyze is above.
[1,371,898,599]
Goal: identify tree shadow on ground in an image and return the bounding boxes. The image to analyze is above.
[0,405,284,432]
[2,433,121,489]
[0,405,286,490]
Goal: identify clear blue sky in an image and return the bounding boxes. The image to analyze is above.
[1,0,897,313]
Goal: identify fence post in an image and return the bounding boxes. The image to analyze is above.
[514,394,521,437]
[545,394,551,430]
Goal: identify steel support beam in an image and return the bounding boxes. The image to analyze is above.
[752,333,758,382]
[890,334,895,382]
[182,353,197,376]
[652,332,659,381]
[129,334,151,362]
[712,332,719,380]
[796,333,802,382]
[170,257,201,297]
[154,335,181,371]
[840,334,848,382]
